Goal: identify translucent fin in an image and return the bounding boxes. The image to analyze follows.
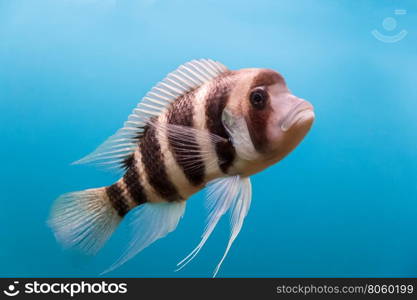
[48,188,121,255]
[222,109,260,161]
[176,176,252,277]
[102,201,186,274]
[74,59,228,172]
[213,177,252,277]
[148,120,227,174]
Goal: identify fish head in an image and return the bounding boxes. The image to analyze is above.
[225,68,314,168]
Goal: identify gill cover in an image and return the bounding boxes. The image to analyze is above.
[221,109,260,161]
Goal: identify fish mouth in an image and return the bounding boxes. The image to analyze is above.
[280,101,314,132]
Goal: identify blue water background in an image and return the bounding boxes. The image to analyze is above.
[1,0,417,277]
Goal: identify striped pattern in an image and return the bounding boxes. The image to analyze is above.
[132,148,163,203]
[50,60,308,275]
[205,76,236,174]
[166,91,205,186]
[190,82,222,181]
[122,156,147,205]
[105,68,280,212]
[74,59,228,172]
[246,70,281,152]
[140,125,182,202]
[106,183,130,217]
[250,69,284,88]
[246,100,272,152]
[106,153,150,217]
[103,60,239,212]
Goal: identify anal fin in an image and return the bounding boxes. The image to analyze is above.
[102,201,186,274]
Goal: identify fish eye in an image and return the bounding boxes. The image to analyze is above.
[249,88,268,110]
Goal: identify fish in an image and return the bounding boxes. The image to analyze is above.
[48,59,315,277]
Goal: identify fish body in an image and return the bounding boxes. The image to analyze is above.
[49,59,314,276]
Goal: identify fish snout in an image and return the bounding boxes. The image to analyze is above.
[280,99,314,132]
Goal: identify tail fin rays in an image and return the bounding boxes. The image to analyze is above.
[48,188,121,255]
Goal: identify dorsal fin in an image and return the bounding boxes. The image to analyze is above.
[73,59,228,171]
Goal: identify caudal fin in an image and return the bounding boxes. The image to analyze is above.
[49,187,186,274]
[48,187,121,255]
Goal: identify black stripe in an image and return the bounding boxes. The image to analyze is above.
[246,98,272,152]
[167,92,205,186]
[121,154,135,171]
[122,156,147,205]
[246,70,278,152]
[140,125,181,202]
[251,69,285,88]
[106,183,130,217]
[205,77,236,173]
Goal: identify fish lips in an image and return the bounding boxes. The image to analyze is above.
[280,101,315,132]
